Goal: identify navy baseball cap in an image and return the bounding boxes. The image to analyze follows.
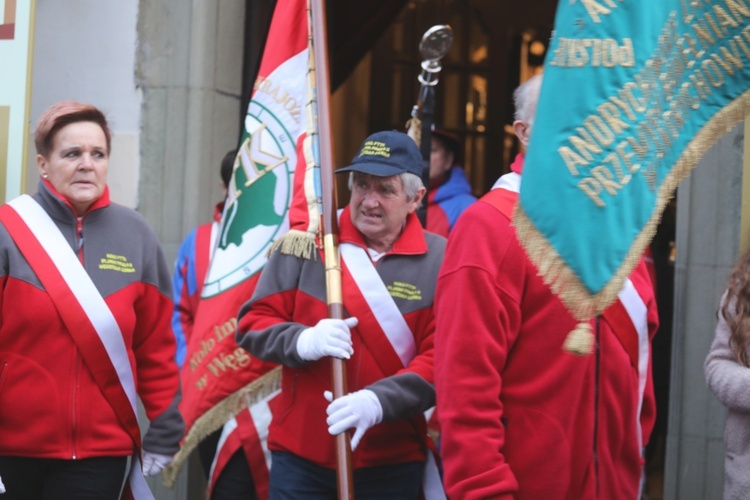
[335,130,422,177]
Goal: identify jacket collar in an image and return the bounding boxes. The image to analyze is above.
[338,205,428,256]
[35,179,110,223]
[511,153,525,174]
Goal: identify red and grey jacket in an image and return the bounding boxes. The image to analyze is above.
[237,207,445,470]
[0,180,184,459]
[435,179,659,499]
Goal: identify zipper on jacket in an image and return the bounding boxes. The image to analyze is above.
[76,217,84,263]
[71,218,84,459]
[71,352,80,459]
[593,316,601,497]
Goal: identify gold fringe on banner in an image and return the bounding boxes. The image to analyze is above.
[162,366,282,487]
[513,88,750,355]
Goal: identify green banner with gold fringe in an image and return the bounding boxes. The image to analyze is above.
[515,0,750,348]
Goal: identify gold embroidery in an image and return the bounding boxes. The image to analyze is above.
[387,281,423,301]
[98,253,135,273]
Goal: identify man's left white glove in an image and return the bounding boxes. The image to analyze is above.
[142,451,174,477]
[0,474,5,494]
[325,389,383,451]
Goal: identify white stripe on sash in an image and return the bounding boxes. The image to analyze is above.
[617,278,649,451]
[8,195,152,499]
[339,242,416,366]
[209,417,239,483]
[339,242,445,499]
[491,171,521,192]
[249,389,279,472]
[208,388,279,491]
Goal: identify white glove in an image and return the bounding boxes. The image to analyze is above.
[325,389,383,451]
[141,451,173,477]
[0,474,5,494]
[296,317,358,361]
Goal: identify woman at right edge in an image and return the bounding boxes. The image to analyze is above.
[706,248,750,500]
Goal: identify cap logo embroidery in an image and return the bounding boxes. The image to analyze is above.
[358,141,391,159]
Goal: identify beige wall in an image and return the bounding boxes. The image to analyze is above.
[137,0,246,266]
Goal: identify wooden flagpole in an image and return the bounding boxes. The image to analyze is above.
[310,0,355,498]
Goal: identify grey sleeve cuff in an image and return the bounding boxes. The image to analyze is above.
[367,372,435,422]
[236,322,309,368]
[142,389,185,455]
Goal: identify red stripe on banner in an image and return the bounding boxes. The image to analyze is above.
[0,204,141,448]
[0,24,14,39]
[288,133,311,232]
[256,0,308,82]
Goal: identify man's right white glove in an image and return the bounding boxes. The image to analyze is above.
[0,474,5,494]
[296,317,358,361]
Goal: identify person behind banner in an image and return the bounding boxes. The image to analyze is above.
[172,149,235,368]
[0,101,185,499]
[425,128,476,237]
[172,149,267,499]
[705,248,750,499]
[434,75,660,499]
[237,130,445,498]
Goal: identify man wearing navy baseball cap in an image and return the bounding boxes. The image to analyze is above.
[237,129,447,497]
[335,130,427,256]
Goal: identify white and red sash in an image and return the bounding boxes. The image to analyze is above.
[339,243,416,367]
[339,242,445,500]
[0,195,152,500]
[602,278,650,450]
[207,389,278,499]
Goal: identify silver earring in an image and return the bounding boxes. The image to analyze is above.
[42,173,48,179]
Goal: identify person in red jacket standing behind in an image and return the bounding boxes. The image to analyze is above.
[434,75,659,499]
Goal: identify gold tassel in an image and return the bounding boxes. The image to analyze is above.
[267,230,318,260]
[563,322,594,356]
[405,117,421,146]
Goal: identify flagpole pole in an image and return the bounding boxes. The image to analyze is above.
[309,0,355,498]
